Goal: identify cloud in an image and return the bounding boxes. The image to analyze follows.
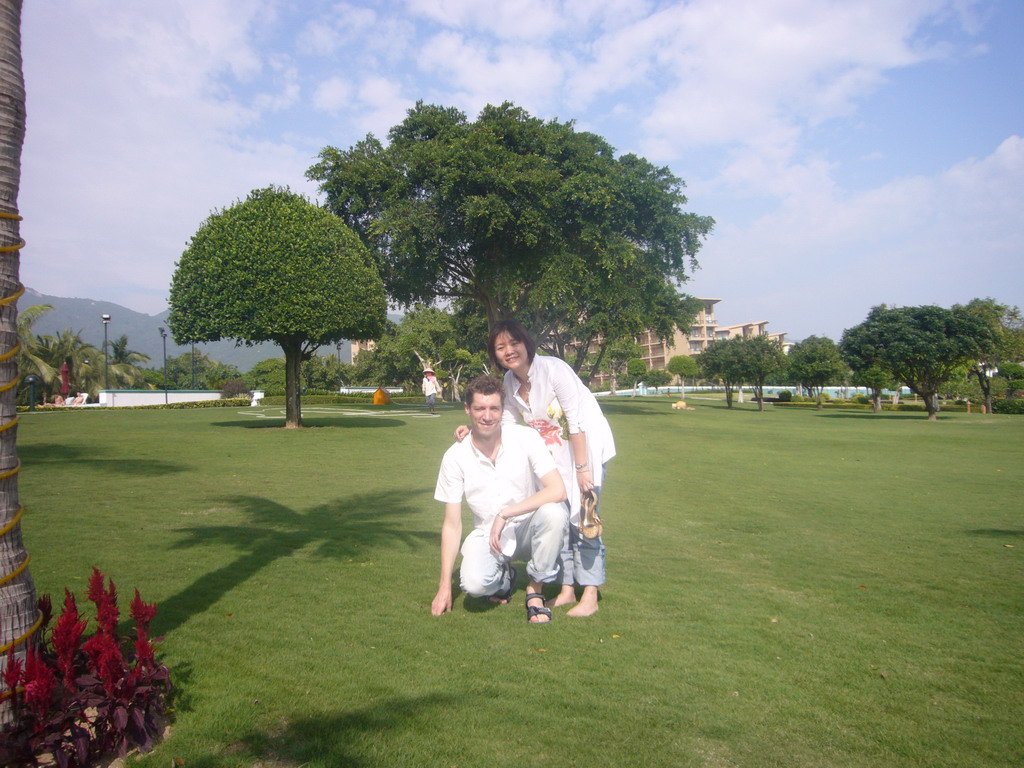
[299,3,415,66]
[17,0,1016,342]
[403,0,566,41]
[313,76,354,113]
[558,0,976,163]
[417,31,566,116]
[18,0,317,313]
[355,77,416,137]
[689,134,1024,339]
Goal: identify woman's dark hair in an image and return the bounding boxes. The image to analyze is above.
[487,319,537,372]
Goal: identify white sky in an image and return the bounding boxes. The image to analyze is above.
[19,0,1024,341]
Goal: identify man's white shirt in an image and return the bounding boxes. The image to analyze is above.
[435,424,558,554]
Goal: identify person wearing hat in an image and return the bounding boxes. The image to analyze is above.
[422,367,440,414]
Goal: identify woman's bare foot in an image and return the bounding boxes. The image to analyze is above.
[545,585,577,609]
[566,586,599,617]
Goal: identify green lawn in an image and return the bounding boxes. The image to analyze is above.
[15,398,1024,768]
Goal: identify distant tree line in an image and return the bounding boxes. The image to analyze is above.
[690,298,1023,420]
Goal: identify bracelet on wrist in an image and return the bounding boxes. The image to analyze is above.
[575,462,589,470]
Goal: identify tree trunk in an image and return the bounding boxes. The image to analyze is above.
[724,384,733,408]
[0,0,35,724]
[871,389,882,412]
[481,291,512,330]
[755,383,764,411]
[281,337,304,428]
[972,367,993,415]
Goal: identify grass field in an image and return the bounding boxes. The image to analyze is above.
[14,397,1024,768]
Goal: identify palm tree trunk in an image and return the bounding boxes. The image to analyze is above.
[0,0,36,724]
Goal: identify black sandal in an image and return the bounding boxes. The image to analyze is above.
[525,592,551,624]
[488,564,516,605]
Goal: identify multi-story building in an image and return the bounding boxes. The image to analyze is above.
[350,339,375,363]
[591,298,786,384]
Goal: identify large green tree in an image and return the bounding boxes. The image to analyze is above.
[308,101,713,347]
[142,352,242,392]
[953,298,1024,413]
[697,336,746,408]
[390,305,485,401]
[625,357,647,396]
[594,337,643,394]
[667,354,698,387]
[787,336,847,409]
[850,364,898,412]
[0,0,34,720]
[169,187,386,428]
[840,304,998,420]
[736,334,787,412]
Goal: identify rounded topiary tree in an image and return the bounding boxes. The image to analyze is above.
[170,186,386,428]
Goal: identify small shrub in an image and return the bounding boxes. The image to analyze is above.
[819,391,831,402]
[0,569,171,767]
[220,379,251,398]
[776,390,792,402]
[992,398,1024,414]
[852,394,871,405]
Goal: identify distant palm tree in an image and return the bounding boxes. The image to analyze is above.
[35,330,101,398]
[108,334,150,388]
[16,303,55,384]
[0,0,36,723]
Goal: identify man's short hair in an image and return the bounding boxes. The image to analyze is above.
[488,319,537,372]
[464,374,504,406]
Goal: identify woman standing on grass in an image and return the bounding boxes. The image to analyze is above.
[469,319,615,616]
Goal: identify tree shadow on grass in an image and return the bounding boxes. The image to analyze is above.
[209,417,407,429]
[965,528,1024,537]
[815,412,944,420]
[155,490,436,636]
[183,693,463,768]
[597,400,669,417]
[17,443,187,475]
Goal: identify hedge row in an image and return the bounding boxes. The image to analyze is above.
[771,401,1016,413]
[992,398,1024,415]
[17,398,253,413]
[258,394,429,406]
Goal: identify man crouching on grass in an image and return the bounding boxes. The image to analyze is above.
[432,375,568,624]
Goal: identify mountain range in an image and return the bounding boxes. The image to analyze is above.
[21,287,354,372]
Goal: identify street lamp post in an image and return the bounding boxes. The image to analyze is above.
[336,341,344,389]
[101,313,111,392]
[159,327,168,404]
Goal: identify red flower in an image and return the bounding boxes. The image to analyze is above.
[22,647,56,720]
[83,630,125,697]
[87,568,120,634]
[2,647,23,691]
[86,567,106,604]
[52,589,87,690]
[134,625,155,669]
[129,589,158,630]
